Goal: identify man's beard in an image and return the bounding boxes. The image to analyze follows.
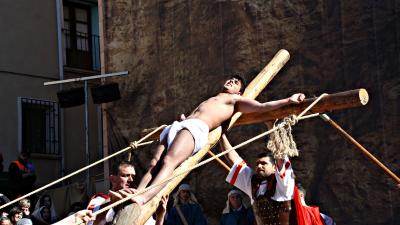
[254,171,271,181]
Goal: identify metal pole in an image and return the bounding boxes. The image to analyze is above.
[55,0,65,177]
[43,71,128,194]
[84,81,90,194]
[320,114,400,184]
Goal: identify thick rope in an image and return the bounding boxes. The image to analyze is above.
[82,94,327,224]
[267,94,328,160]
[267,115,299,159]
[0,124,167,210]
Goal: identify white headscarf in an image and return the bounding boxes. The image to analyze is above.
[173,184,198,206]
[34,195,57,222]
[222,189,244,214]
[31,206,52,224]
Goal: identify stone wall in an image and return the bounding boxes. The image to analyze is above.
[102,1,400,224]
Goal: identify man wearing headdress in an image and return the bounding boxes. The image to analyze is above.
[220,189,254,225]
[165,184,207,225]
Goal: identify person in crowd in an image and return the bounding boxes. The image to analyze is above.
[8,152,36,199]
[220,189,254,225]
[297,184,336,225]
[18,199,30,218]
[0,194,10,217]
[31,206,52,225]
[15,218,32,225]
[86,160,136,225]
[34,195,57,222]
[165,184,207,225]
[86,160,168,225]
[0,216,11,225]
[8,207,23,225]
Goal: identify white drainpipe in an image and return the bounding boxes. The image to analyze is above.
[55,0,65,177]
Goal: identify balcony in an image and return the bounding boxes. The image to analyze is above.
[63,28,100,72]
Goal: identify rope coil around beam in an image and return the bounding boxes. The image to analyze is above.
[0,124,168,210]
[77,94,328,225]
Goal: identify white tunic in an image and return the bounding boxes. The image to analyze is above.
[225,156,295,204]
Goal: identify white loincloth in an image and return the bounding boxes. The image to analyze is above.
[160,119,209,154]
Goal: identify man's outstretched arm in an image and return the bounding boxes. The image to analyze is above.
[219,134,243,166]
[235,93,305,114]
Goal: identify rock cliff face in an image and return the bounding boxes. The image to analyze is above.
[102,1,400,224]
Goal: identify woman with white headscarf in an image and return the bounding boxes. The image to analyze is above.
[33,195,57,222]
[165,184,207,225]
[220,189,254,225]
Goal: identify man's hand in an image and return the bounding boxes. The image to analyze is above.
[74,210,95,223]
[288,93,305,104]
[109,188,137,203]
[155,195,169,225]
[155,194,168,216]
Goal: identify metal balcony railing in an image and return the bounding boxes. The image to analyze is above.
[63,29,100,71]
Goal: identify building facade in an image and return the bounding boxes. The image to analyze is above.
[0,0,104,194]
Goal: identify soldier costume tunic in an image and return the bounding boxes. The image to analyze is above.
[226,156,296,225]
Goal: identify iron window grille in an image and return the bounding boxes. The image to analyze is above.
[19,98,61,155]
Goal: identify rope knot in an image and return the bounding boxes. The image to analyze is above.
[267,115,299,160]
[283,115,298,126]
[130,141,139,149]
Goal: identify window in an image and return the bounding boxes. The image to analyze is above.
[63,3,100,71]
[19,98,60,155]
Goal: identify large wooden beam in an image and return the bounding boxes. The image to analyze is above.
[112,49,290,225]
[140,88,369,140]
[236,88,369,125]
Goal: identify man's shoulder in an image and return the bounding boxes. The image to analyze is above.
[215,93,241,101]
[87,193,110,209]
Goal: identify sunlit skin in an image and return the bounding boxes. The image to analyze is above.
[110,164,135,191]
[255,156,275,179]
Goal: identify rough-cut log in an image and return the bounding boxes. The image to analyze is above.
[112,49,290,225]
[236,88,369,125]
[140,89,369,140]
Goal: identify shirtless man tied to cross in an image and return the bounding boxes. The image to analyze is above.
[135,75,305,205]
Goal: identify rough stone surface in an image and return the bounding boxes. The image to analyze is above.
[102,1,400,224]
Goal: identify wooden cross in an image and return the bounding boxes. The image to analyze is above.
[112,50,371,225]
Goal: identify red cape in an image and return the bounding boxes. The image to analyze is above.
[294,186,326,225]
